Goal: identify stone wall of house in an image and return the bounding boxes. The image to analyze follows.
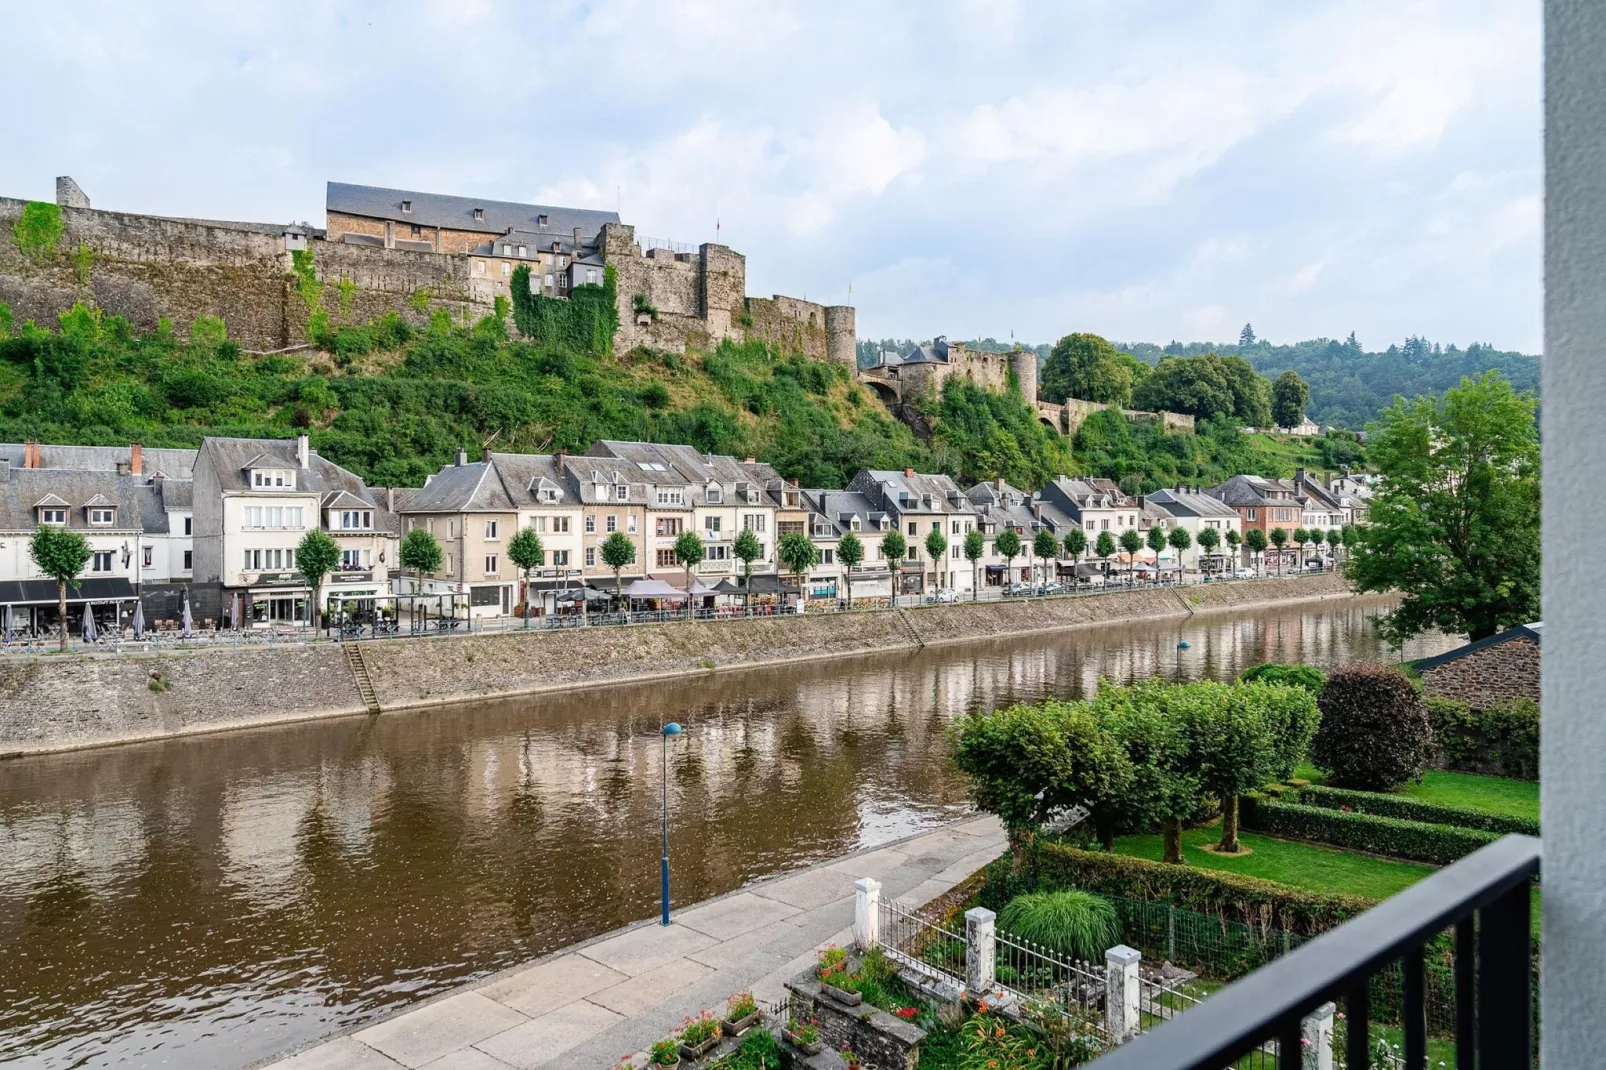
[0,643,363,756]
[1421,636,1541,709]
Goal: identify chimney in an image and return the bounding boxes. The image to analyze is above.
[556,450,566,475]
[1295,467,1306,487]
[455,448,468,467]
[130,443,142,476]
[386,487,395,512]
[1137,494,1146,511]
[573,226,583,251]
[0,459,10,482]
[743,456,756,464]
[482,447,492,463]
[115,460,131,476]
[904,467,915,478]
[295,434,310,468]
[995,477,1005,492]
[23,441,36,469]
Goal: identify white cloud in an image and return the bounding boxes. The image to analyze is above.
[0,0,1542,351]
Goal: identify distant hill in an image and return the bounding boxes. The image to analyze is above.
[860,334,1538,431]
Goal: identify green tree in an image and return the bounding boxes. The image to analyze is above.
[1168,525,1192,581]
[1041,332,1134,405]
[506,526,546,628]
[1268,526,1289,574]
[1094,530,1116,578]
[880,529,907,607]
[1131,355,1237,420]
[1063,527,1087,567]
[600,530,636,600]
[732,527,764,612]
[836,529,864,608]
[1326,527,1342,558]
[1092,681,1206,864]
[1145,523,1167,561]
[1033,528,1059,588]
[398,527,443,615]
[673,530,706,617]
[1349,372,1539,641]
[777,531,819,605]
[1120,528,1143,583]
[1220,355,1273,427]
[1196,525,1220,572]
[994,527,1021,589]
[1291,527,1309,565]
[924,527,949,589]
[29,524,91,651]
[1239,323,1256,347]
[296,529,341,628]
[1271,370,1311,429]
[963,528,985,602]
[1244,528,1268,576]
[1197,684,1283,853]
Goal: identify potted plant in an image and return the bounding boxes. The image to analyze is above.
[677,1010,722,1061]
[815,946,860,1006]
[840,1045,862,1070]
[723,990,762,1036]
[782,1016,823,1056]
[647,1037,681,1069]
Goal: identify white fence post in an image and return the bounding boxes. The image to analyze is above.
[853,878,880,952]
[1105,944,1141,1042]
[964,907,996,996]
[1301,1001,1335,1070]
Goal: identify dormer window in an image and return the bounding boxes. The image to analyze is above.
[614,484,630,501]
[542,489,558,502]
[39,508,65,526]
[538,214,549,227]
[251,469,295,489]
[851,517,861,531]
[338,510,373,530]
[706,485,723,504]
[473,208,485,221]
[517,245,527,257]
[502,244,511,256]
[89,508,115,526]
[401,200,412,213]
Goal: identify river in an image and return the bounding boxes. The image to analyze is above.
[0,596,1453,1068]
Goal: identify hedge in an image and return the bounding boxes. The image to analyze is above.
[1427,696,1539,780]
[1294,783,1539,837]
[986,841,1378,936]
[1241,796,1500,866]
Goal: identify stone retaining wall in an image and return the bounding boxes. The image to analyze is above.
[0,573,1354,756]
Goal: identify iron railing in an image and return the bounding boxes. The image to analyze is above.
[993,930,1108,1030]
[875,899,966,986]
[1085,834,1540,1070]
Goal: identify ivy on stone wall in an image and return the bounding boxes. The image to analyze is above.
[290,248,323,313]
[510,264,618,357]
[73,241,94,286]
[13,201,63,262]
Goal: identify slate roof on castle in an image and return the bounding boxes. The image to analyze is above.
[327,182,619,239]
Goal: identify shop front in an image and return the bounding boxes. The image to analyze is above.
[247,571,311,625]
[0,577,139,636]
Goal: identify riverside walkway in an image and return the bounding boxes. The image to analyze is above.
[264,815,1006,1070]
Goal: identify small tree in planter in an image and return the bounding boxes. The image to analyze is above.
[1033,528,1059,588]
[1244,528,1268,575]
[1269,526,1289,573]
[506,526,545,628]
[1063,527,1087,585]
[994,527,1021,589]
[837,529,864,607]
[1311,663,1434,790]
[880,529,907,607]
[296,529,341,630]
[1196,525,1220,574]
[963,528,985,601]
[733,527,763,612]
[673,530,705,618]
[600,531,636,602]
[30,525,92,652]
[1168,525,1192,582]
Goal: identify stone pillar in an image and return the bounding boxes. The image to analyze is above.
[1301,1002,1335,1070]
[853,877,880,952]
[964,907,996,996]
[1104,944,1141,1042]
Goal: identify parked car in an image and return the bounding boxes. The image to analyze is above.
[1304,559,1325,572]
[1234,567,1256,579]
[926,588,958,603]
[1038,581,1065,595]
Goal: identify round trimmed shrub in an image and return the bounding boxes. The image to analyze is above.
[1237,662,1326,695]
[997,890,1120,962]
[1311,663,1433,790]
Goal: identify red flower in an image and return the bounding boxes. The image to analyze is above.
[894,1006,918,1020]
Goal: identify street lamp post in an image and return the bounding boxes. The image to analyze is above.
[660,721,683,925]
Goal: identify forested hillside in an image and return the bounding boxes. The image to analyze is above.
[861,333,1539,430]
[0,297,1340,494]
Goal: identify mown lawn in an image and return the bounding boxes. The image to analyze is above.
[1294,763,1538,823]
[1113,827,1435,900]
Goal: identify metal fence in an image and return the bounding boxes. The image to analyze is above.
[875,898,966,987]
[993,930,1109,1031]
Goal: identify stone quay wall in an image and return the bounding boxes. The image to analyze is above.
[0,573,1352,757]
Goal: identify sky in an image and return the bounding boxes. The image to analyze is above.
[0,0,1542,352]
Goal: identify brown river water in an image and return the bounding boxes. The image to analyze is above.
[0,596,1453,1068]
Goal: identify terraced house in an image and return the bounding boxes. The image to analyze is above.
[846,468,978,597]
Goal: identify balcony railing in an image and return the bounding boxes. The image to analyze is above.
[1086,833,1539,1069]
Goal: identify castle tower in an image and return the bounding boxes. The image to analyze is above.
[1010,348,1039,406]
[825,305,857,368]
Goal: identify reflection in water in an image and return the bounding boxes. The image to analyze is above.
[0,597,1450,1068]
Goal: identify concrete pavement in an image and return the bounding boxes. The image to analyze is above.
[264,815,1005,1070]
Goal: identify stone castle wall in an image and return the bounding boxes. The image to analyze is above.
[0,195,849,361]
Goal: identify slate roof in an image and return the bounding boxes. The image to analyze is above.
[965,480,1038,531]
[801,489,888,539]
[586,442,768,506]
[404,460,517,513]
[327,181,619,239]
[1040,477,1134,518]
[1410,623,1543,672]
[0,444,197,480]
[0,470,146,533]
[196,437,394,532]
[487,452,570,508]
[1207,474,1303,508]
[1149,487,1241,520]
[159,480,193,510]
[900,337,953,365]
[849,470,975,516]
